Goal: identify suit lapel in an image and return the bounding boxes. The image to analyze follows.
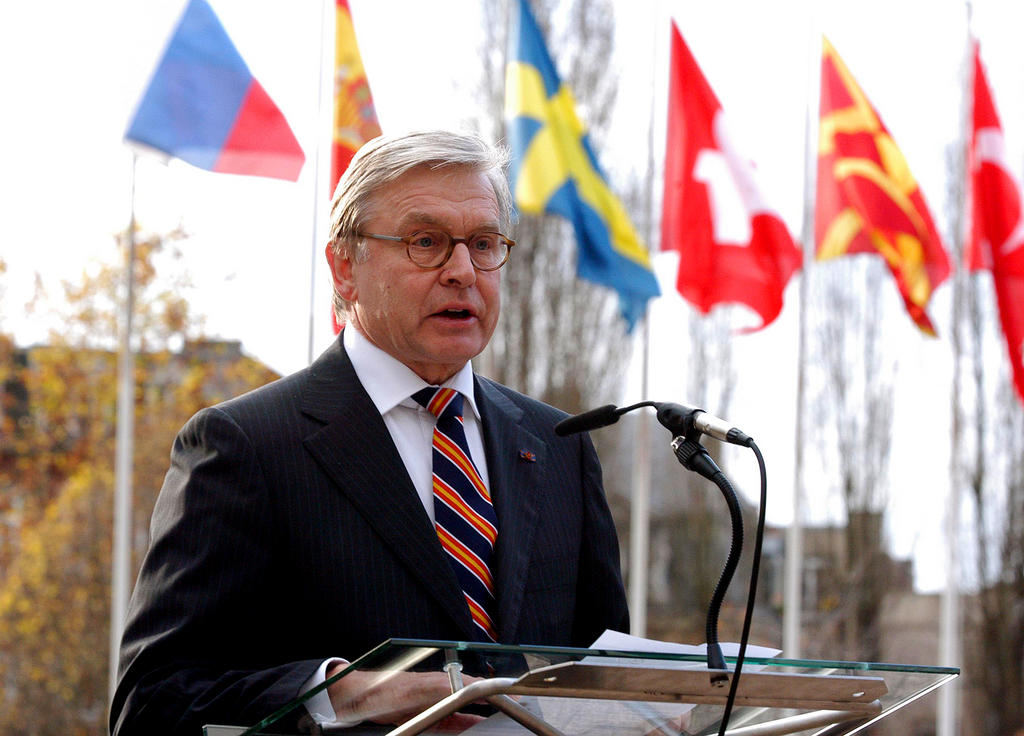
[299,339,475,638]
[475,377,545,643]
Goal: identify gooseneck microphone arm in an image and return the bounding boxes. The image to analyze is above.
[556,400,766,736]
[653,403,742,678]
[671,436,742,678]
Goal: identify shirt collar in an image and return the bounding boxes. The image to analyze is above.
[343,328,480,420]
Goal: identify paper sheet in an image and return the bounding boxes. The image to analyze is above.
[460,631,781,734]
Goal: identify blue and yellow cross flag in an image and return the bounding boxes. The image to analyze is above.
[504,0,660,329]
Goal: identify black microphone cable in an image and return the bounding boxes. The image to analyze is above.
[675,432,767,736]
[714,437,767,736]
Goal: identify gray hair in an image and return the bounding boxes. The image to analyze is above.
[327,130,513,319]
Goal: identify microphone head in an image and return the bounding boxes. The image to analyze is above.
[554,404,621,436]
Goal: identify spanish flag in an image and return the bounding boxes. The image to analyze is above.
[816,37,950,335]
[504,0,659,329]
[330,0,381,192]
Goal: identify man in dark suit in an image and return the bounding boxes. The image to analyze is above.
[110,130,628,734]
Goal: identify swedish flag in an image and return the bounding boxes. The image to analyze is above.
[505,0,660,328]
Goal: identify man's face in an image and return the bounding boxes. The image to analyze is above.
[327,165,502,384]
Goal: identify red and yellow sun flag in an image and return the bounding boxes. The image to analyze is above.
[815,37,950,335]
[330,0,381,193]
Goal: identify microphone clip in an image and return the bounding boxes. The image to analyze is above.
[670,435,723,482]
[655,402,705,441]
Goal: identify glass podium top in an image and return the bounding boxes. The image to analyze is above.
[206,638,958,736]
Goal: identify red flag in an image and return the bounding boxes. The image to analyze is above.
[330,0,381,333]
[967,41,1024,404]
[331,0,381,194]
[661,22,802,331]
[816,37,950,335]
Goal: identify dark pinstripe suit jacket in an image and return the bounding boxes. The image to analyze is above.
[110,337,628,734]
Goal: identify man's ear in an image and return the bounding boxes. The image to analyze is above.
[325,243,357,303]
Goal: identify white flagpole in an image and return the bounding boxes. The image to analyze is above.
[629,315,652,636]
[308,0,331,365]
[938,5,972,734]
[784,6,820,661]
[628,0,663,638]
[109,152,138,701]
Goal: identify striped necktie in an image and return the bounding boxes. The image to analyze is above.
[413,386,499,642]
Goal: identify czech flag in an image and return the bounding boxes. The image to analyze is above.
[126,0,305,182]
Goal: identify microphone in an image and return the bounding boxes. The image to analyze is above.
[554,404,627,437]
[654,402,752,446]
[556,400,752,446]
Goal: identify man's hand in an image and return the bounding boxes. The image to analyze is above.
[326,665,485,730]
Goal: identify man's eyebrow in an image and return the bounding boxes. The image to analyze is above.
[397,212,501,232]
[398,212,446,228]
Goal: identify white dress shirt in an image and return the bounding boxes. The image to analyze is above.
[303,328,491,724]
[343,326,491,520]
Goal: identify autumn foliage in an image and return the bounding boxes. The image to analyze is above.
[0,234,278,734]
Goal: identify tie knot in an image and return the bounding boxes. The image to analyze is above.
[412,386,463,420]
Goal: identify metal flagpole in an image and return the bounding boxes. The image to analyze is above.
[628,0,663,638]
[938,5,972,733]
[629,315,652,637]
[307,0,330,365]
[784,6,821,661]
[109,151,138,700]
[476,0,511,381]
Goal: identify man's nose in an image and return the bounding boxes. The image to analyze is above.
[440,242,477,285]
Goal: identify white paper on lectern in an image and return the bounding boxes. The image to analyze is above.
[462,631,781,734]
[589,629,782,663]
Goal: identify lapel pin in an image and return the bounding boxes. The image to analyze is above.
[519,450,537,463]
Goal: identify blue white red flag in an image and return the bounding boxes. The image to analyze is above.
[126,0,305,181]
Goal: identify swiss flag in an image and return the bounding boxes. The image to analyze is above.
[660,21,802,331]
[967,40,1024,404]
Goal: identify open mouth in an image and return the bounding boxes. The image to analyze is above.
[436,308,472,319]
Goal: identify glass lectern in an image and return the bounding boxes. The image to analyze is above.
[203,638,958,736]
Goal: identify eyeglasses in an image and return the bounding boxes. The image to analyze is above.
[358,230,515,271]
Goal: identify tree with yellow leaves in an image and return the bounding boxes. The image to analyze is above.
[0,231,278,734]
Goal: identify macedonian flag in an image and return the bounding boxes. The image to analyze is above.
[816,37,950,335]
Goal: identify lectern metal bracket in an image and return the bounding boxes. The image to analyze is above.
[381,662,888,736]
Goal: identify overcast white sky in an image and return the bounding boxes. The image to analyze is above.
[2,0,1022,592]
